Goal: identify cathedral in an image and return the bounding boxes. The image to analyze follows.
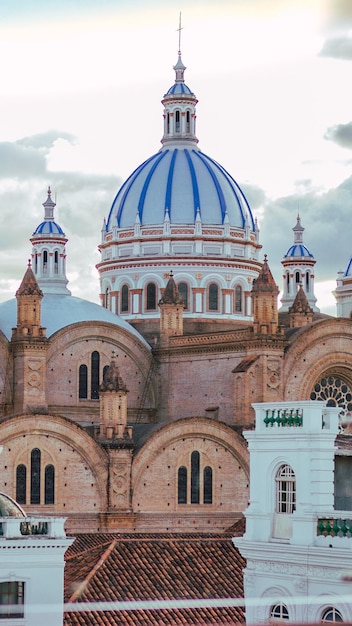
[1,48,352,537]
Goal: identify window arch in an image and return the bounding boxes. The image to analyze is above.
[105,287,111,310]
[79,364,88,399]
[30,448,41,505]
[295,271,301,286]
[45,464,55,505]
[203,466,213,504]
[276,464,296,514]
[167,112,170,134]
[43,250,48,274]
[121,284,129,313]
[270,603,289,620]
[186,110,190,133]
[322,607,343,622]
[234,285,243,313]
[146,282,157,311]
[177,452,212,505]
[287,271,290,294]
[191,451,200,504]
[178,467,187,504]
[91,351,100,399]
[178,282,189,310]
[305,271,310,292]
[54,250,59,274]
[16,464,26,504]
[175,109,181,133]
[208,283,219,311]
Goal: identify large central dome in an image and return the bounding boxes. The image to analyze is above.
[98,51,261,323]
[107,147,254,230]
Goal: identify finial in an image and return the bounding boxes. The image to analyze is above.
[169,270,174,278]
[27,258,31,268]
[47,186,51,197]
[264,254,268,262]
[177,12,183,56]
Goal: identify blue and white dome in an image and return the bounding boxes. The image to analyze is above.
[98,52,261,323]
[107,147,254,230]
[284,243,314,258]
[33,220,64,236]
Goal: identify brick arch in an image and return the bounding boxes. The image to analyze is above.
[132,417,249,515]
[283,318,352,401]
[0,413,108,518]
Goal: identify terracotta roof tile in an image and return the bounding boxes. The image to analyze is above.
[64,533,245,626]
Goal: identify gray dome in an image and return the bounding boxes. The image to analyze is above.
[106,146,255,230]
[0,492,25,517]
[0,293,149,347]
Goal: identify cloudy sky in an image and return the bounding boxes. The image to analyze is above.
[1,0,351,314]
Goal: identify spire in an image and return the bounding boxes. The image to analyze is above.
[289,284,314,328]
[161,16,198,147]
[293,214,304,244]
[252,255,278,293]
[16,260,43,298]
[42,186,56,220]
[13,261,46,340]
[100,352,128,393]
[159,271,184,305]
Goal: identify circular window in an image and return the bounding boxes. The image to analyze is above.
[310,375,352,411]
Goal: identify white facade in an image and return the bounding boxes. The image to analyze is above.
[234,401,352,624]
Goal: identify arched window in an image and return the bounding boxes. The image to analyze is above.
[310,375,352,411]
[208,283,219,311]
[235,285,242,313]
[34,252,38,273]
[276,464,296,514]
[178,467,187,504]
[306,271,310,292]
[270,603,289,620]
[30,448,41,505]
[45,465,55,505]
[121,284,129,313]
[203,466,213,504]
[186,110,190,133]
[91,351,100,399]
[54,250,59,274]
[175,110,180,133]
[146,283,157,311]
[191,451,200,504]
[322,607,343,622]
[43,250,48,274]
[167,113,170,134]
[295,271,300,287]
[178,282,189,310]
[105,287,110,310]
[79,364,88,399]
[16,464,26,504]
[287,272,290,294]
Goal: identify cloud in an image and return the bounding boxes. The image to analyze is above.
[0,132,122,303]
[260,176,352,293]
[320,35,352,60]
[325,122,352,149]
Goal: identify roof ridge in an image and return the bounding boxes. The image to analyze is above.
[65,539,114,561]
[68,538,118,602]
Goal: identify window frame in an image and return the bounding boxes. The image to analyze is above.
[0,581,25,619]
[275,464,296,514]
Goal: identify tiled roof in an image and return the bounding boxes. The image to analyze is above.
[64,532,245,625]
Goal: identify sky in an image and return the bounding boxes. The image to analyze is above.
[1,0,352,315]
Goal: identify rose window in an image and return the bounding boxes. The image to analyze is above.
[310,375,352,411]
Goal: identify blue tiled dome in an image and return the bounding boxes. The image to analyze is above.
[284,244,313,258]
[107,147,254,230]
[165,82,194,96]
[33,220,64,235]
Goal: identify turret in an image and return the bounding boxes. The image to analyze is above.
[252,255,279,334]
[280,215,318,312]
[30,187,71,295]
[11,262,47,413]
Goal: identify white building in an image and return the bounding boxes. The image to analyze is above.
[0,447,73,625]
[234,401,352,624]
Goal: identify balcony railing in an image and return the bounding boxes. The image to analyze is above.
[317,516,352,538]
[0,517,67,539]
[264,408,303,428]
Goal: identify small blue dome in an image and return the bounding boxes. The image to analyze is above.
[33,221,64,235]
[284,244,313,258]
[107,147,254,230]
[165,82,194,96]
